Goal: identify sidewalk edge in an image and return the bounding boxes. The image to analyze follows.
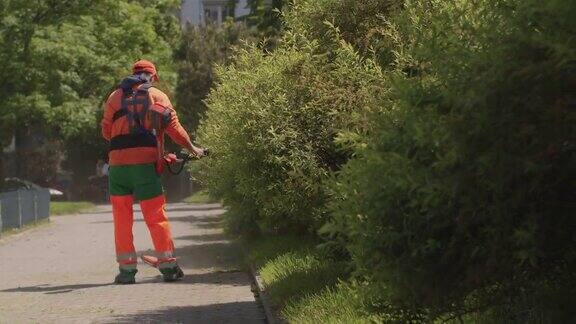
[250,265,286,324]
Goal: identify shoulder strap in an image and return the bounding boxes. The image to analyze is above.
[112,85,151,123]
[113,77,153,129]
[112,108,128,122]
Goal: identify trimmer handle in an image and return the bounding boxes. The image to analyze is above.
[167,148,211,175]
[181,148,210,159]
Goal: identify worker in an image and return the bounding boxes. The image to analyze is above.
[101,59,204,284]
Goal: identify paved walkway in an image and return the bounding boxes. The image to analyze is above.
[0,203,265,323]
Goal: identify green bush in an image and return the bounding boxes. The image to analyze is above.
[329,0,576,318]
[200,0,576,320]
[199,27,384,234]
[284,0,399,56]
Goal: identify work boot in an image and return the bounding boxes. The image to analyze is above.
[160,265,184,282]
[114,268,137,284]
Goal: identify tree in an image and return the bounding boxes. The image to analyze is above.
[247,0,285,37]
[0,0,180,191]
[174,21,253,134]
[0,0,96,186]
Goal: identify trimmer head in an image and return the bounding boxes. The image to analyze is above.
[141,255,160,268]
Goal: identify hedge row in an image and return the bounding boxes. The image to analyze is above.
[199,0,576,320]
[199,38,384,234]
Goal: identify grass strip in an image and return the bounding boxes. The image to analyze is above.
[243,235,387,323]
[50,201,96,216]
[183,190,219,204]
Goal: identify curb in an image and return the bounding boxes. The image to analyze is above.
[250,265,285,324]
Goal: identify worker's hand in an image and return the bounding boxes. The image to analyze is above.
[163,153,181,164]
[189,146,205,158]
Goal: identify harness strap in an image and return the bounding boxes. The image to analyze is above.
[123,90,150,134]
[114,77,153,125]
[110,76,159,152]
[110,133,157,151]
[113,109,127,122]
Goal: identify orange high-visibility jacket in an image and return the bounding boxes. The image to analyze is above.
[101,80,193,166]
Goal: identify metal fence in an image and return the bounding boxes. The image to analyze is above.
[0,189,50,234]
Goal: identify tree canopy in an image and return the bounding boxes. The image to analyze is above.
[0,0,180,186]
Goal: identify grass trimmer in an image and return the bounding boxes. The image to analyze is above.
[141,255,161,268]
[156,149,210,175]
[141,254,184,282]
[142,148,210,269]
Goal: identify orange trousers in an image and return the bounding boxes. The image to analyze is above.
[111,194,177,270]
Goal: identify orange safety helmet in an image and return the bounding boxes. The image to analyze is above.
[133,59,159,81]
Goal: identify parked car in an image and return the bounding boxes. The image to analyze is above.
[2,177,64,197]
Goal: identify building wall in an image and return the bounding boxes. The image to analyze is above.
[235,0,251,18]
[181,0,252,27]
[181,0,203,27]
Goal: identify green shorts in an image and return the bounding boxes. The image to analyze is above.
[108,164,163,201]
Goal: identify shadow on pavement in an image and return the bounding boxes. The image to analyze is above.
[165,204,224,212]
[81,210,115,215]
[1,283,113,294]
[194,222,222,230]
[147,241,242,270]
[162,270,250,286]
[107,301,266,324]
[174,232,228,243]
[0,269,249,294]
[178,215,222,222]
[85,204,223,217]
[90,214,224,227]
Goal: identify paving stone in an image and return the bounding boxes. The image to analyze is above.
[0,203,266,324]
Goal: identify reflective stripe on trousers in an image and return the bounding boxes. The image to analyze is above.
[117,252,138,270]
[111,190,176,269]
[117,252,138,263]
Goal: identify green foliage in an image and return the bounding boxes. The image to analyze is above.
[202,0,576,321]
[199,34,384,233]
[0,0,179,186]
[246,235,416,323]
[246,0,285,37]
[183,190,219,204]
[50,201,95,215]
[54,0,179,184]
[245,235,350,315]
[174,21,252,133]
[328,0,576,319]
[245,235,318,267]
[282,281,417,324]
[285,0,399,56]
[174,1,288,139]
[0,0,96,146]
[260,250,345,307]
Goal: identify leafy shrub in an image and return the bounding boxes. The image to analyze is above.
[284,0,400,55]
[329,0,576,318]
[200,0,576,320]
[198,31,384,234]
